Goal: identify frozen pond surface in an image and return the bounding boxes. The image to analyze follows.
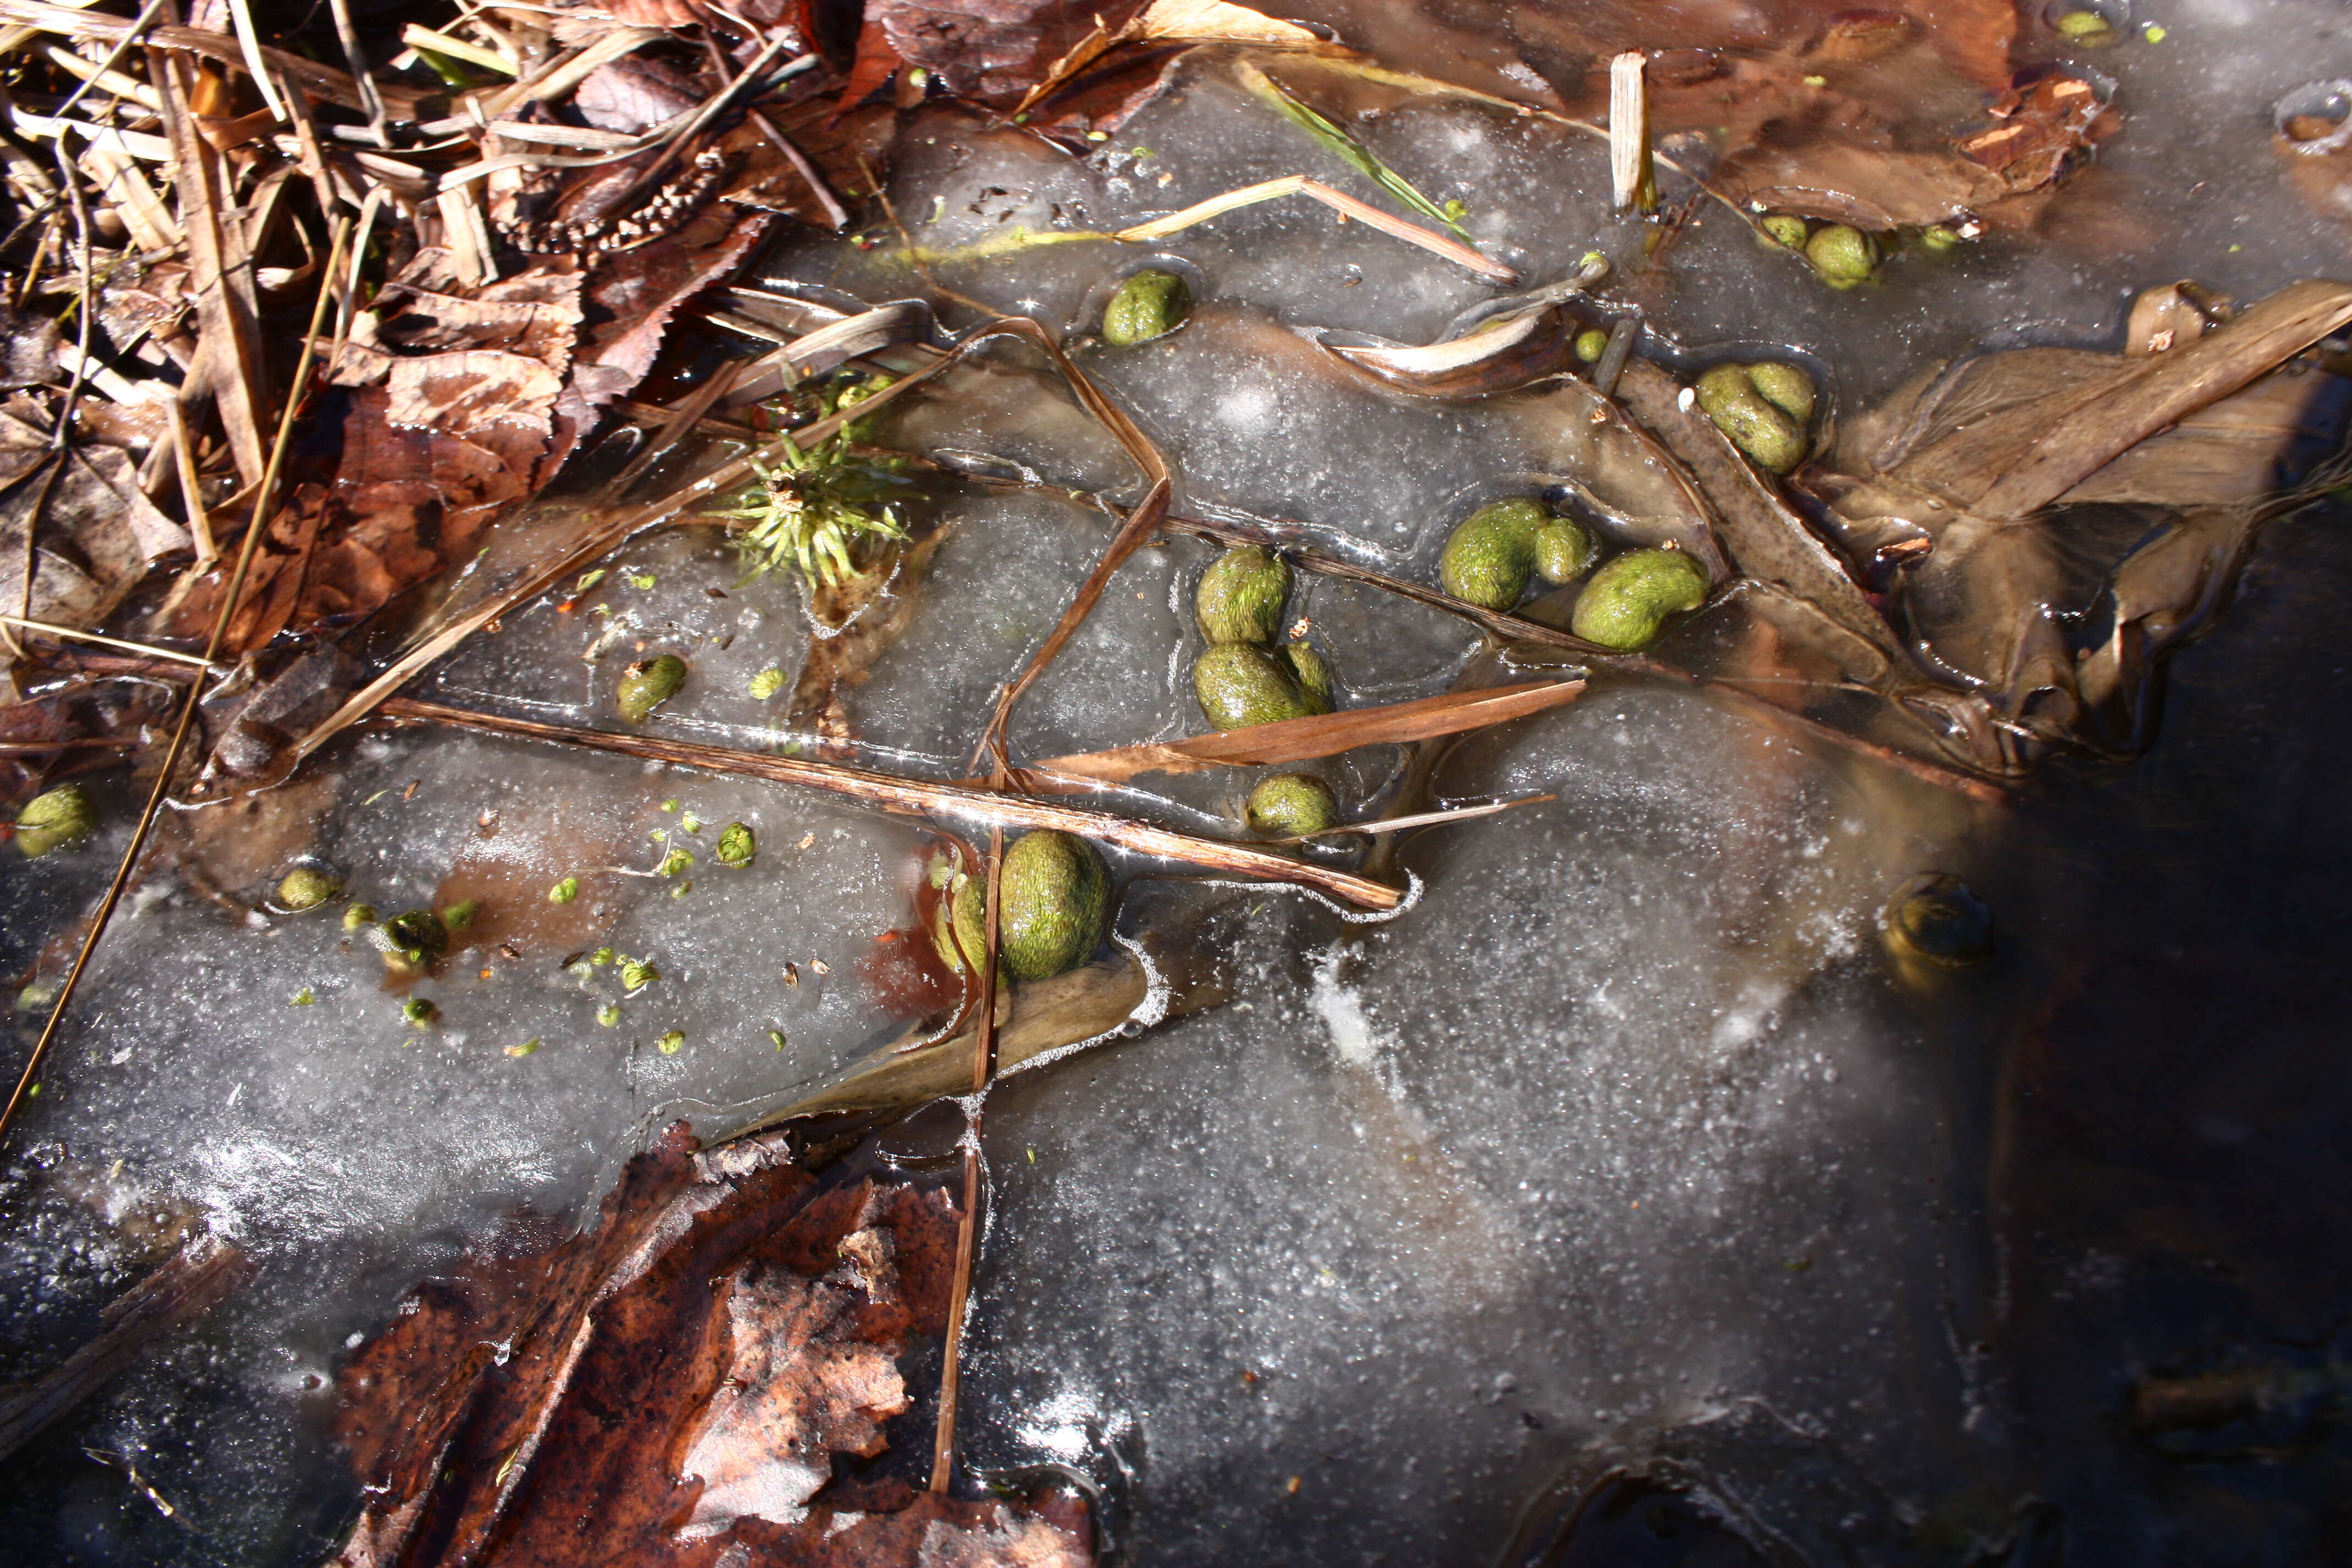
[8,2,2352,1563]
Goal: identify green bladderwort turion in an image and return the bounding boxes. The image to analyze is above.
[1103,270,1191,346]
[1438,498,1551,610]
[1570,548,1709,650]
[1196,546,1292,645]
[1246,774,1340,839]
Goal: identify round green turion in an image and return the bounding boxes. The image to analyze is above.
[1760,213,1811,249]
[998,830,1112,982]
[12,783,95,857]
[1194,643,1309,731]
[1805,224,1876,287]
[1695,363,1808,474]
[1280,640,1335,715]
[1918,223,1966,255]
[1533,518,1598,585]
[375,907,449,976]
[1570,548,1710,650]
[1438,498,1550,609]
[1246,774,1339,839]
[2054,9,2116,43]
[932,864,988,975]
[277,865,341,912]
[715,823,755,867]
[1573,327,1611,363]
[1196,546,1291,644]
[616,654,687,723]
[1103,269,1191,346]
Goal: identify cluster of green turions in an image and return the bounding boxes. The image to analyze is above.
[1696,360,1815,474]
[1759,213,1968,288]
[1435,498,1708,652]
[1191,546,1335,730]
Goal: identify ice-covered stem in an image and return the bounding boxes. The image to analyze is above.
[376,698,1405,911]
[930,824,1004,1494]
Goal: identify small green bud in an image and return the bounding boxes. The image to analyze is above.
[1574,327,1611,363]
[1438,499,1549,610]
[656,1029,685,1055]
[402,997,437,1027]
[439,900,480,934]
[1193,643,1310,731]
[998,830,1112,982]
[768,1029,787,1050]
[656,848,694,877]
[1246,774,1340,839]
[591,947,616,966]
[671,880,692,899]
[1571,548,1711,650]
[1195,546,1291,645]
[748,666,786,700]
[619,957,658,991]
[1805,224,1876,287]
[679,812,703,835]
[616,654,688,723]
[505,1039,540,1058]
[660,798,679,813]
[1918,224,1966,255]
[277,865,341,912]
[597,1004,622,1027]
[1280,641,1335,715]
[1103,269,1190,346]
[292,987,315,1006]
[342,903,377,932]
[1533,518,1598,585]
[12,783,96,857]
[716,823,755,867]
[1760,213,1810,249]
[548,876,580,904]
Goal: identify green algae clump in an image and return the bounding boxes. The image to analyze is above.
[1571,548,1709,650]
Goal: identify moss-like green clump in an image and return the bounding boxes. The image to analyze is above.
[1103,270,1191,346]
[1760,213,1811,249]
[715,823,755,867]
[1533,518,1598,585]
[1280,641,1335,715]
[997,830,1112,982]
[1694,363,1812,473]
[1570,548,1710,650]
[1194,643,1310,731]
[13,783,95,858]
[1805,224,1876,288]
[1246,774,1339,839]
[617,654,687,723]
[1196,546,1291,644]
[1438,498,1551,609]
[277,865,341,912]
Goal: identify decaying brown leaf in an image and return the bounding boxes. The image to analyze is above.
[330,1124,1092,1567]
[0,414,190,631]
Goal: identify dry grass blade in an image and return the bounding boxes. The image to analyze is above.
[1238,62,1477,244]
[1282,794,1552,840]
[1030,678,1587,784]
[1609,51,1653,213]
[377,698,1404,910]
[1116,175,1515,284]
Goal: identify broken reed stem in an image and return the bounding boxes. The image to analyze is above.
[374,698,1404,910]
[897,174,1518,286]
[1608,52,1653,214]
[0,215,352,1152]
[930,823,1004,1494]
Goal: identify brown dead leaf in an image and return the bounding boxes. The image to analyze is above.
[330,1125,1091,1567]
[1954,73,2110,193]
[0,676,171,806]
[874,0,1154,107]
[0,413,191,631]
[1031,678,1586,785]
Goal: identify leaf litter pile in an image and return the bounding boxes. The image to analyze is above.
[3,0,2352,1562]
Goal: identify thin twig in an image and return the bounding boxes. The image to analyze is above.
[374,696,1403,910]
[929,823,1003,1493]
[0,216,352,1153]
[0,616,221,669]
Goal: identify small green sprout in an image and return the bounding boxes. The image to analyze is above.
[628,572,657,590]
[549,876,580,904]
[591,947,616,966]
[679,812,703,834]
[598,1004,622,1027]
[661,799,679,813]
[575,569,607,594]
[702,379,917,593]
[671,880,692,899]
[749,667,786,699]
[767,1028,787,1050]
[620,957,658,992]
[292,987,315,1006]
[655,1030,685,1055]
[657,848,694,878]
[342,903,378,931]
[716,824,755,867]
[440,900,480,934]
[402,998,437,1027]
[505,1039,539,1058]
